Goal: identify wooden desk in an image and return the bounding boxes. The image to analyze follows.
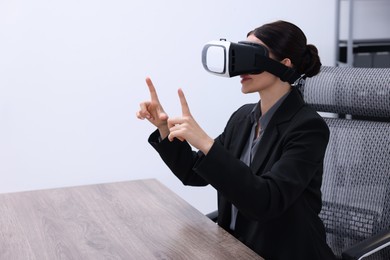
[0,179,262,259]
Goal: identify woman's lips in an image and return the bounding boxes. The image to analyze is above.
[240,75,251,84]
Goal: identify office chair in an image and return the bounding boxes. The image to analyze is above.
[207,66,390,260]
[301,66,390,260]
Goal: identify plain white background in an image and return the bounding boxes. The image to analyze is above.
[0,0,389,214]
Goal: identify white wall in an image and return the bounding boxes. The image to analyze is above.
[339,0,390,40]
[1,0,340,214]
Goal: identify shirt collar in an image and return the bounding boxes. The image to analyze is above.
[249,90,291,129]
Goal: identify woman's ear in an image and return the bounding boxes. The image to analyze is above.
[281,58,293,68]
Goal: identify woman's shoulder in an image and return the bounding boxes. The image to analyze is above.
[293,104,330,134]
[299,104,328,121]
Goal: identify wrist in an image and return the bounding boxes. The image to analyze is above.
[200,138,214,155]
[158,125,169,140]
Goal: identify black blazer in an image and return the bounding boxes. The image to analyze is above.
[149,88,336,260]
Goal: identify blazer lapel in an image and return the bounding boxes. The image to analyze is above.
[231,116,253,158]
[250,124,279,175]
[250,88,305,175]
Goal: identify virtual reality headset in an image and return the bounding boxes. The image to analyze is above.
[201,40,302,84]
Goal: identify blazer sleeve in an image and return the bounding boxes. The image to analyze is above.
[148,130,209,186]
[147,104,251,187]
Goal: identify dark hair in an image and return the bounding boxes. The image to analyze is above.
[248,20,321,78]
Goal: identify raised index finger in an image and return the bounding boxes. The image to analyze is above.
[145,77,159,102]
[178,88,191,116]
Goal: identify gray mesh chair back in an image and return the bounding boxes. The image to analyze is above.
[302,66,390,260]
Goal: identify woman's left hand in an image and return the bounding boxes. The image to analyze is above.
[167,89,214,155]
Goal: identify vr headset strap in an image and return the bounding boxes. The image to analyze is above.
[255,55,301,84]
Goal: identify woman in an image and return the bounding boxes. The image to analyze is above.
[136,20,336,259]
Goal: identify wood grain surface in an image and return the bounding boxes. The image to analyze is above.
[0,179,263,260]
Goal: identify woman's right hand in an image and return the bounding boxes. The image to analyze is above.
[136,77,169,139]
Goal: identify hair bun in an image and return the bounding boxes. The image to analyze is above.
[299,44,321,78]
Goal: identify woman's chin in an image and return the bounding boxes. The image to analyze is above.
[241,86,252,94]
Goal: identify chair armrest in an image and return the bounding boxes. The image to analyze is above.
[206,210,218,222]
[342,228,390,260]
